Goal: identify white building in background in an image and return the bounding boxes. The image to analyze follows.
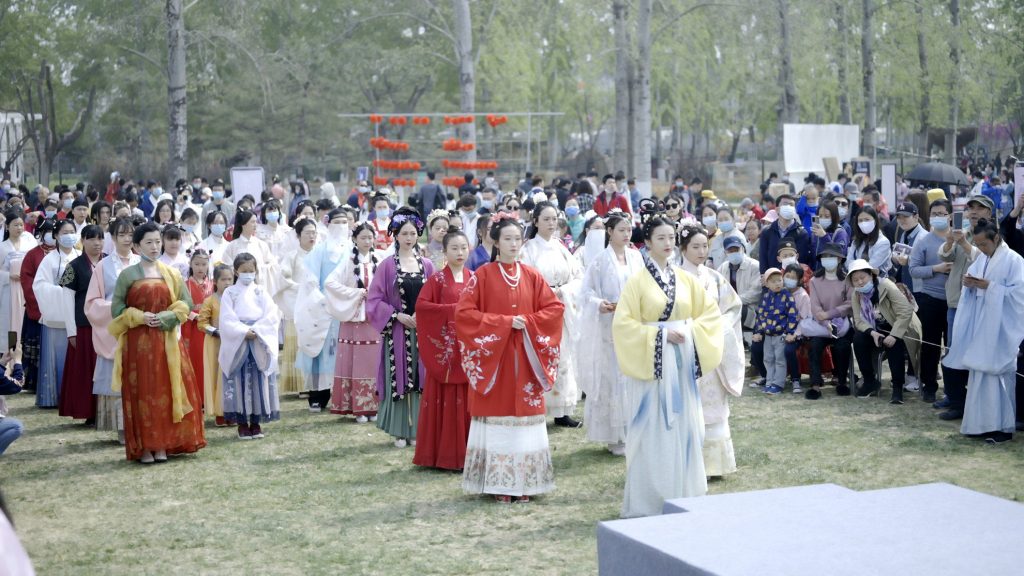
[0,111,30,183]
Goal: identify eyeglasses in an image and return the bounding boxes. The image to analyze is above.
[666,203,680,209]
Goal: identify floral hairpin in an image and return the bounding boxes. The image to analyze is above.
[391,213,425,231]
[427,208,450,224]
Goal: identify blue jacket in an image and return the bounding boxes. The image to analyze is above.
[754,290,798,336]
[981,181,1003,211]
[758,220,813,274]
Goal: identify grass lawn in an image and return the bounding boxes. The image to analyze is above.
[2,384,1022,575]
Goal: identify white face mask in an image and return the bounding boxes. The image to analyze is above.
[238,272,256,285]
[779,205,797,221]
[701,216,717,228]
[858,220,876,234]
[726,252,744,266]
[328,222,351,241]
[781,256,798,268]
[821,257,839,271]
[838,206,849,218]
[585,228,605,247]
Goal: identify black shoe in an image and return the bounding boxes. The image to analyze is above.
[554,416,582,428]
[856,382,879,398]
[984,431,1013,445]
[889,386,904,405]
[939,409,964,421]
[931,396,949,408]
[805,388,822,400]
[835,383,851,396]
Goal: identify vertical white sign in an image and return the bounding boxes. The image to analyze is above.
[881,164,897,209]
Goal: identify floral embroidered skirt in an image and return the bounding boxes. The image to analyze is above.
[462,415,555,497]
[330,321,380,416]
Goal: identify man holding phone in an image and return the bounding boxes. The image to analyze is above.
[933,194,992,415]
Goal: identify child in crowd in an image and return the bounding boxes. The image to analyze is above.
[158,225,190,279]
[198,264,232,426]
[182,249,213,401]
[784,263,810,394]
[0,345,25,456]
[753,268,799,395]
[218,254,281,439]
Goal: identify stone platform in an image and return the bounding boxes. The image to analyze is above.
[597,483,1024,575]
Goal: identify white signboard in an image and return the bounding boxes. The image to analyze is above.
[230,167,265,202]
[783,124,861,176]
[881,164,897,210]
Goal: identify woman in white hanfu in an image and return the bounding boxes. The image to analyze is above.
[520,201,584,428]
[677,224,745,477]
[613,216,723,518]
[576,213,644,454]
[942,219,1024,444]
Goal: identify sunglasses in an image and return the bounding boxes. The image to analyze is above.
[507,205,520,210]
[834,201,849,207]
[666,203,680,209]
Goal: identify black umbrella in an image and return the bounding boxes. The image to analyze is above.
[905,162,969,187]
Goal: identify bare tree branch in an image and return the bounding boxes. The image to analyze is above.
[118,45,167,76]
[652,2,744,41]
[183,0,201,12]
[472,0,500,68]
[55,87,97,153]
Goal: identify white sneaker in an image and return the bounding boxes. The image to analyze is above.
[308,403,322,413]
[791,380,803,394]
[394,438,407,448]
[904,375,921,392]
[355,415,368,424]
[369,415,378,422]
[608,443,626,456]
[410,439,417,447]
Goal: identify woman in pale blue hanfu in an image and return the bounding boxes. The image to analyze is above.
[295,208,351,411]
[613,216,723,518]
[943,219,1024,443]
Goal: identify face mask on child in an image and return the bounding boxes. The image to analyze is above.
[238,272,256,285]
[783,278,798,290]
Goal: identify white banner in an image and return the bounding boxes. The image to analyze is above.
[783,124,861,176]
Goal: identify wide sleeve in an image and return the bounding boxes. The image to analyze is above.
[155,268,191,331]
[197,297,216,332]
[455,271,514,396]
[33,255,66,326]
[522,271,565,391]
[0,245,10,288]
[685,274,725,373]
[366,258,397,332]
[416,273,465,383]
[216,288,250,373]
[612,274,661,381]
[108,272,145,339]
[324,258,366,323]
[20,252,39,312]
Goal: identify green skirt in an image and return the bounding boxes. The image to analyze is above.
[377,392,420,440]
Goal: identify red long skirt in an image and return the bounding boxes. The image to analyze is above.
[59,326,97,420]
[412,376,470,471]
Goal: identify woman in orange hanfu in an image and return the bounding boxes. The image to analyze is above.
[455,213,564,503]
[109,222,206,463]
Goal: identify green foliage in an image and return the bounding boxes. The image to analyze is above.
[2,0,1023,181]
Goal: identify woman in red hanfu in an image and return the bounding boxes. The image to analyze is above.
[455,213,564,503]
[413,226,475,470]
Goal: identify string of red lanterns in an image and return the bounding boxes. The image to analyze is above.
[441,138,475,152]
[486,114,508,127]
[372,160,422,171]
[442,159,499,170]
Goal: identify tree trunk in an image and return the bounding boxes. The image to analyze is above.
[778,0,800,125]
[861,0,876,157]
[166,0,188,186]
[947,0,960,164]
[631,0,653,186]
[452,0,477,163]
[613,0,631,173]
[835,0,852,125]
[915,0,931,156]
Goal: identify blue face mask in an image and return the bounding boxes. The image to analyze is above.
[783,278,798,290]
[45,209,57,219]
[212,190,225,201]
[565,206,580,218]
[481,200,494,210]
[702,216,718,228]
[930,217,949,231]
[821,257,839,271]
[856,282,874,294]
[210,224,226,237]
[182,224,195,234]
[818,218,833,229]
[139,251,157,263]
[238,272,256,285]
[718,221,735,233]
[58,233,78,248]
[266,212,280,223]
[376,209,390,220]
[62,199,74,210]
